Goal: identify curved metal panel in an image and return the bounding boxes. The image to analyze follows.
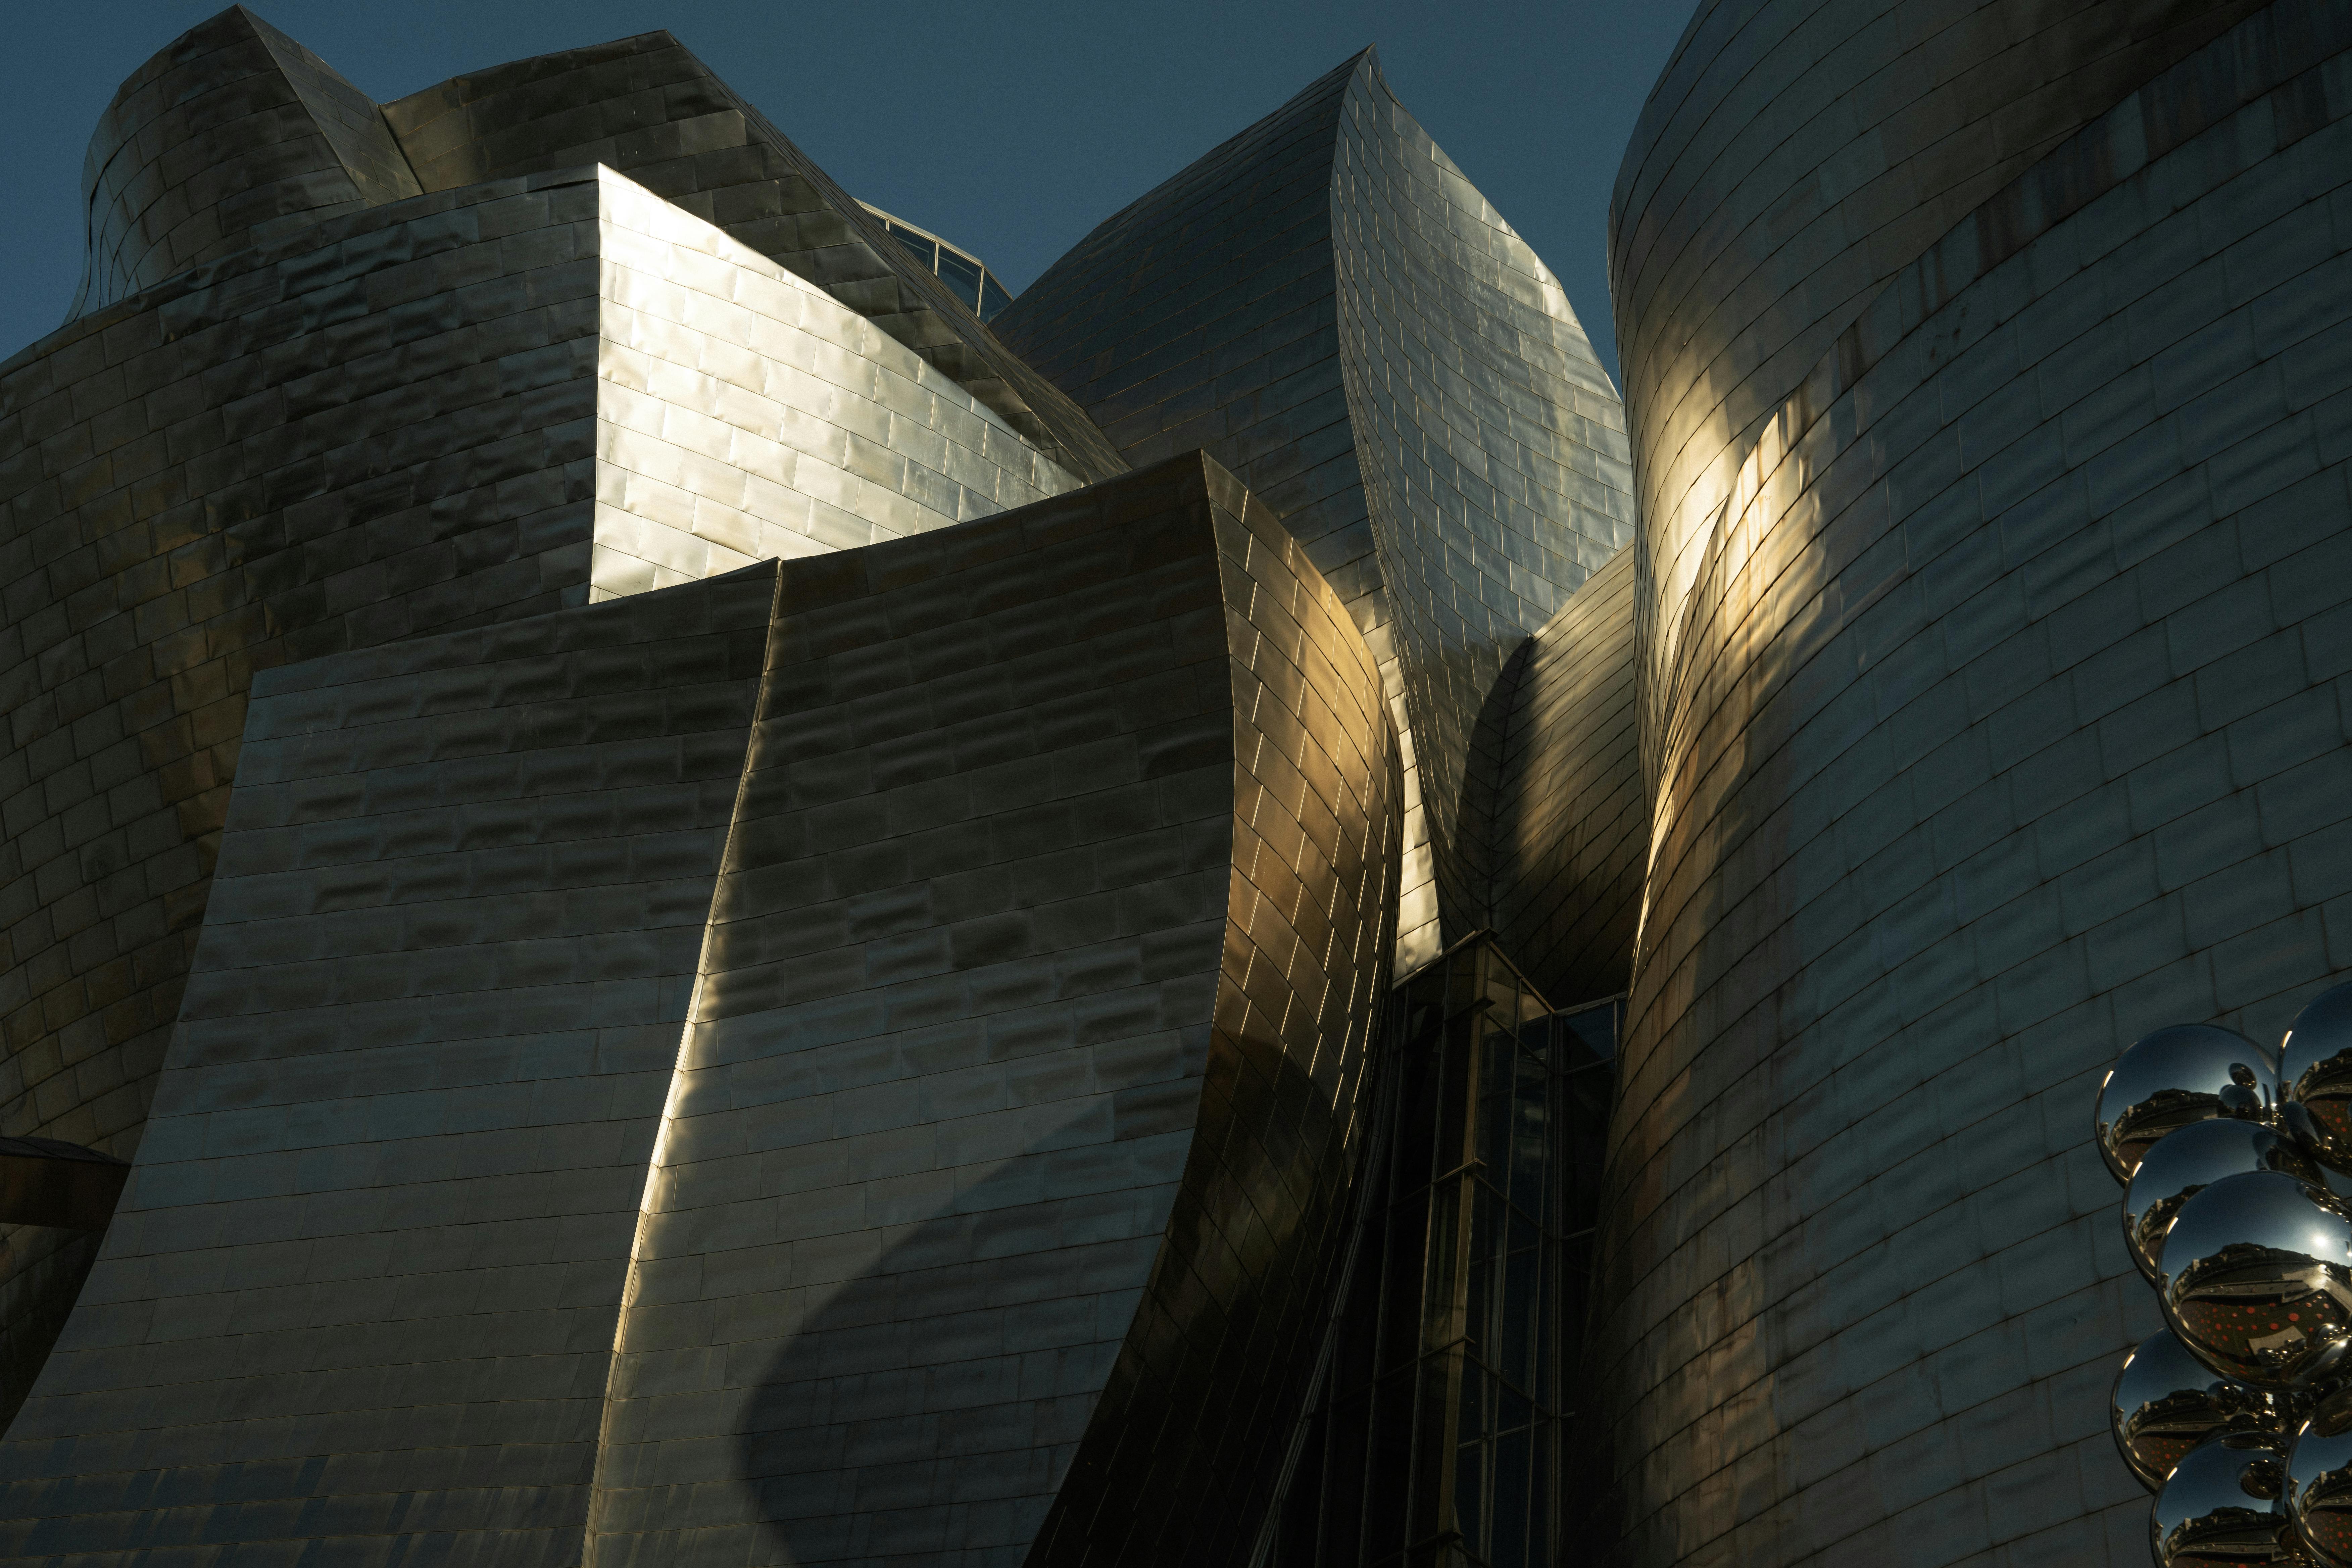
[380,31,1126,487]
[1592,2,2352,1562]
[1613,0,2274,777]
[0,565,780,1563]
[994,52,1630,971]
[71,6,419,318]
[590,169,1077,599]
[1459,547,1643,1009]
[579,452,1396,1567]
[0,145,1078,1432]
[0,173,615,1430]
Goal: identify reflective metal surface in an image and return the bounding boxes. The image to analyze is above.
[992,51,1632,970]
[0,18,1092,1442]
[379,33,1122,484]
[1583,0,2352,1559]
[2294,1391,2352,1567]
[2114,1329,2290,1492]
[0,452,1402,1567]
[8,0,2352,1562]
[2287,985,2352,1174]
[2160,1171,2352,1387]
[2154,1431,2305,1567]
[70,7,420,317]
[2101,1025,2282,1182]
[1458,550,1644,1008]
[2131,1120,2320,1280]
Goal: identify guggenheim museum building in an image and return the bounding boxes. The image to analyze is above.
[0,1,2347,1565]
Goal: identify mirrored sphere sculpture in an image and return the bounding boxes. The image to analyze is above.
[2160,1170,2352,1387]
[2155,1430,2306,1566]
[2287,984,2352,1175]
[2292,1390,2352,1567]
[2115,1329,2292,1491]
[2130,1120,2323,1280]
[2100,1025,2281,1183]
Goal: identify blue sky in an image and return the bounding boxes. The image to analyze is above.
[0,1,1694,384]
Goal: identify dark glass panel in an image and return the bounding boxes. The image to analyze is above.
[1268,939,1621,1567]
[978,273,1013,321]
[937,246,983,308]
[887,223,935,269]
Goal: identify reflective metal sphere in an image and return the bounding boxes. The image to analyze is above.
[2099,1024,2281,1183]
[2292,1390,2352,1567]
[2160,1170,2352,1388]
[2130,1120,2323,1280]
[2155,1430,2305,1566]
[2115,1329,2291,1491]
[2286,984,2352,1175]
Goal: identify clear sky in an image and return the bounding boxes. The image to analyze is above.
[0,1,1694,387]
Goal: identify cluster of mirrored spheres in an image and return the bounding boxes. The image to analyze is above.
[2105,986,2352,1563]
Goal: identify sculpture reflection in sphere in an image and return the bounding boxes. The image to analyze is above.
[2114,1329,2290,1491]
[2160,1170,2352,1387]
[2292,1390,2352,1567]
[2153,1430,2304,1566]
[2287,983,2352,1174]
[2100,1024,2281,1182]
[2128,1119,2321,1280]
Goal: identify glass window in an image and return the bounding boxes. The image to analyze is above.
[1267,942,1624,1568]
[936,247,983,310]
[978,273,1013,323]
[887,224,935,270]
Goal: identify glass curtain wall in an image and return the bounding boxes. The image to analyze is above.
[1268,937,1619,1568]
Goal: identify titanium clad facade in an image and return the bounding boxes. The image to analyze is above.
[590,168,1078,600]
[0,567,776,1563]
[1592,0,2352,1563]
[0,9,1681,1565]
[71,7,422,318]
[376,30,1123,487]
[1613,0,2275,775]
[0,452,1397,1568]
[992,50,1633,973]
[586,454,1397,1568]
[1460,548,1644,1012]
[0,21,1088,1439]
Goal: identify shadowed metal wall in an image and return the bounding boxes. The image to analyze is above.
[992,51,1631,974]
[0,450,1399,1567]
[1593,1,2352,1562]
[1459,548,1644,1012]
[0,17,1092,1438]
[584,453,1397,1568]
[70,7,421,318]
[378,30,1123,486]
[0,565,776,1564]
